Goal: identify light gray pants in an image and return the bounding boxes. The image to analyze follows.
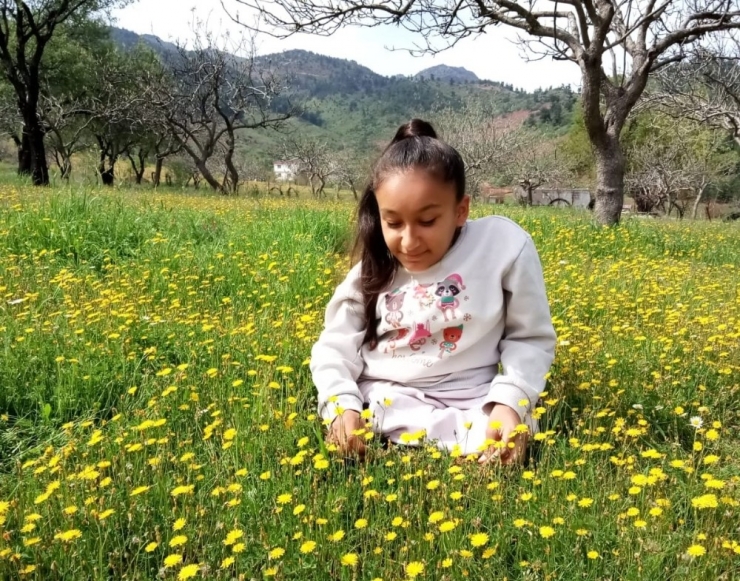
[358,379,537,456]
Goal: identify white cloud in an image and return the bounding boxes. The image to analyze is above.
[111,0,583,91]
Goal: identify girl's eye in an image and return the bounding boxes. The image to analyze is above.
[420,219,437,227]
[386,222,402,229]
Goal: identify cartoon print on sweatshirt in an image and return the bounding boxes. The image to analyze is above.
[384,328,410,354]
[435,274,465,321]
[438,325,463,358]
[384,290,406,328]
[408,320,432,351]
[412,283,435,310]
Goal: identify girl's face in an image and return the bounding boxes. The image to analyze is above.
[375,169,469,272]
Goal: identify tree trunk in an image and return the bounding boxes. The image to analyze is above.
[223,132,239,195]
[24,115,49,185]
[128,150,147,185]
[195,159,223,192]
[98,152,116,186]
[55,152,72,181]
[691,186,706,220]
[16,132,32,175]
[593,137,625,226]
[153,157,164,187]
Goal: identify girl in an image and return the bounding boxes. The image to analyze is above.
[310,119,556,464]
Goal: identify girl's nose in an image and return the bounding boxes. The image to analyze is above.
[401,227,421,251]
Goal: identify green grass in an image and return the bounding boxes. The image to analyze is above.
[0,185,738,580]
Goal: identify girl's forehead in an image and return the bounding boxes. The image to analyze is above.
[376,171,457,213]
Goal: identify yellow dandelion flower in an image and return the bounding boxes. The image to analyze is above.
[170,535,188,548]
[341,553,359,567]
[328,530,345,542]
[223,529,244,546]
[171,485,194,497]
[178,564,199,580]
[130,486,151,497]
[300,540,316,554]
[354,518,368,529]
[428,511,444,524]
[587,550,599,559]
[268,547,285,559]
[164,554,183,568]
[173,518,186,531]
[145,542,158,553]
[220,557,235,569]
[54,529,82,542]
[539,526,556,539]
[470,533,489,547]
[686,544,706,557]
[406,561,425,577]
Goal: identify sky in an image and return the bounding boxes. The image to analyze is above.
[111,0,584,92]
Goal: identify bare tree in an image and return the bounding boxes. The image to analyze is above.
[154,28,294,194]
[226,0,740,225]
[151,128,183,187]
[434,106,522,198]
[40,92,95,180]
[333,149,369,200]
[625,115,735,217]
[495,130,574,205]
[278,135,337,197]
[644,39,740,146]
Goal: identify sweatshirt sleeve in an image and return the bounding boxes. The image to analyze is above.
[483,236,557,422]
[310,264,368,422]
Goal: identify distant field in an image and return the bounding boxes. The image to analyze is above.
[0,186,738,580]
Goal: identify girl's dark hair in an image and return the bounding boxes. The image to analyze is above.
[354,118,466,349]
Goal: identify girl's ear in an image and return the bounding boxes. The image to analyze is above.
[456,195,471,226]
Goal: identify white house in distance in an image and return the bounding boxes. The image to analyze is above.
[273,160,300,181]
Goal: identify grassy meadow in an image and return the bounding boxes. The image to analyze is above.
[0,185,738,580]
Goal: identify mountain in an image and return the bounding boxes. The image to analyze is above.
[415,65,479,83]
[108,27,578,159]
[108,27,179,57]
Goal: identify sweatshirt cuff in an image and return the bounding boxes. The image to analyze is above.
[318,394,364,422]
[483,378,536,422]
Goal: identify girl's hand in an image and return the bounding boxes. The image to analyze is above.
[479,404,528,465]
[328,410,366,457]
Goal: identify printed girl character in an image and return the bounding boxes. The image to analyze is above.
[311,119,556,464]
[413,283,435,310]
[438,325,463,358]
[435,274,465,321]
[384,290,406,328]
